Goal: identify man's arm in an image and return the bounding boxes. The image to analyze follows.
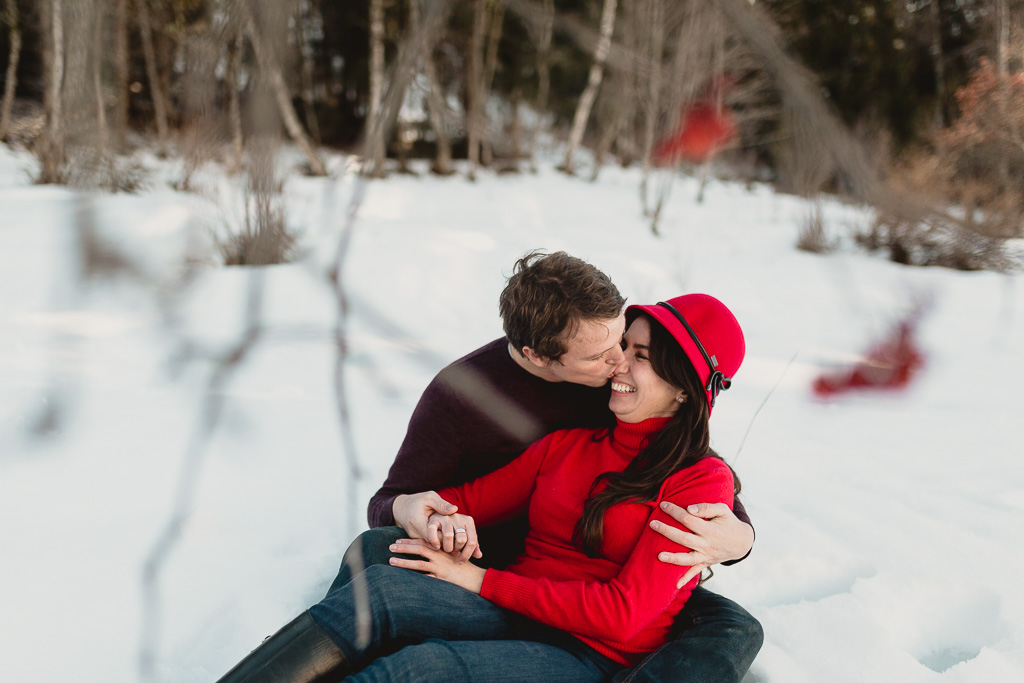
[366,376,468,528]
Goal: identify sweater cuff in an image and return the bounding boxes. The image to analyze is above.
[367,495,397,528]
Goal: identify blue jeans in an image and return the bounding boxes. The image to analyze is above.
[311,564,621,682]
[324,527,763,682]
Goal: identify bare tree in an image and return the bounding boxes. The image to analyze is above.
[480,2,505,167]
[296,0,322,145]
[137,0,171,155]
[243,0,327,176]
[227,23,245,173]
[409,0,453,175]
[0,0,20,141]
[996,0,1010,77]
[639,0,665,216]
[526,0,554,171]
[38,0,66,183]
[928,0,946,126]
[368,0,386,176]
[562,0,618,174]
[112,0,130,146]
[467,0,488,180]
[92,0,109,149]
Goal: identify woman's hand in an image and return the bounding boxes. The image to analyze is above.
[426,511,483,563]
[389,538,487,594]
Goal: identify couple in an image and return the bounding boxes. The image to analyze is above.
[217,251,762,682]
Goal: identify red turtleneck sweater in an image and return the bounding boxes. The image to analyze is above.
[438,417,735,666]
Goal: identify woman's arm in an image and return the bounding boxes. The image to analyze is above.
[481,459,735,642]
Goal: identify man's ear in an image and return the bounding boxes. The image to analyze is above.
[521,346,552,368]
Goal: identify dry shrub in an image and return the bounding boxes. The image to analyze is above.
[217,143,296,266]
[796,203,837,254]
[867,60,1024,271]
[63,148,148,193]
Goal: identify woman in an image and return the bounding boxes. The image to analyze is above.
[217,293,745,682]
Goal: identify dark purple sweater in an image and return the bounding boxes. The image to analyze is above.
[368,337,751,570]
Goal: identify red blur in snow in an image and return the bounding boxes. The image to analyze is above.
[653,102,737,165]
[813,319,926,398]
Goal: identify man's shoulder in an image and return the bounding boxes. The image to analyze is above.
[445,337,510,370]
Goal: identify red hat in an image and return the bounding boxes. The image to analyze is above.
[626,294,745,411]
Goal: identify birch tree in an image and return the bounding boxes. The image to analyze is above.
[467,0,488,180]
[524,0,554,171]
[137,0,171,155]
[409,0,453,175]
[0,0,21,141]
[562,0,618,174]
[39,0,66,183]
[368,0,386,176]
[243,0,327,176]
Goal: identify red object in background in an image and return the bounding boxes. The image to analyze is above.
[813,317,926,398]
[653,101,737,165]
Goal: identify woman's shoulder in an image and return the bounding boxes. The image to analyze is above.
[659,456,735,501]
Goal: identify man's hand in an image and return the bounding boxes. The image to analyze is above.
[649,501,755,589]
[392,491,457,541]
[388,538,487,594]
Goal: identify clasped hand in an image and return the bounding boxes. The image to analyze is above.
[388,538,487,594]
[392,491,483,563]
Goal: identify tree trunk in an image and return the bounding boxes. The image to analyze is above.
[467,0,488,180]
[562,0,618,174]
[227,25,244,173]
[0,0,21,141]
[297,0,321,144]
[40,0,66,183]
[528,0,554,171]
[996,0,1009,78]
[112,0,129,145]
[928,0,945,127]
[480,2,504,167]
[368,0,386,176]
[136,0,170,154]
[92,0,108,148]
[409,0,453,175]
[243,1,327,176]
[639,0,665,215]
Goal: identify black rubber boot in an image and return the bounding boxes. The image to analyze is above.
[216,610,350,683]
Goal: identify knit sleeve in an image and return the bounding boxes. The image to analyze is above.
[438,432,561,528]
[480,458,735,642]
[366,375,469,528]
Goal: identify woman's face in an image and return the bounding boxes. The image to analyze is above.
[609,316,683,423]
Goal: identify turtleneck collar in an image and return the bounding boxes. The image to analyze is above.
[612,416,672,452]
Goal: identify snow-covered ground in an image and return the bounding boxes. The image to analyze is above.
[1,143,1022,683]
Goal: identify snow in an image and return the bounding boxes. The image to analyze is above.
[1,143,1022,683]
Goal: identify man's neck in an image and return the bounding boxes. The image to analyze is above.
[508,342,562,382]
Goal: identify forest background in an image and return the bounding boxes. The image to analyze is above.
[1,0,1023,269]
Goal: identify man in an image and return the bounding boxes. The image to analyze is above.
[219,252,761,683]
[355,251,761,681]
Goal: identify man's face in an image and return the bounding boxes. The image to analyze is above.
[545,314,628,387]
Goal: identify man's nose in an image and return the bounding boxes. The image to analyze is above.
[606,344,627,371]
